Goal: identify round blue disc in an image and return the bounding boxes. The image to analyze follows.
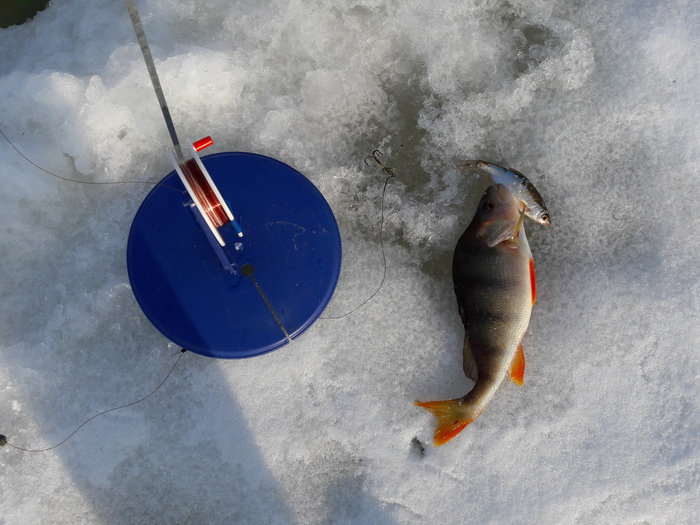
[127,152,342,359]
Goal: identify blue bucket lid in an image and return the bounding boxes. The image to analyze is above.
[127,152,342,358]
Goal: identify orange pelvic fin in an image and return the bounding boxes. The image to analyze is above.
[509,343,525,386]
[414,399,474,446]
[529,258,537,306]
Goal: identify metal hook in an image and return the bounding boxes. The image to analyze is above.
[364,149,383,168]
[364,149,395,177]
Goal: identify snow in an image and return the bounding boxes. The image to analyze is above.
[1,0,700,523]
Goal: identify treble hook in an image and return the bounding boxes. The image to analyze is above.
[364,149,396,177]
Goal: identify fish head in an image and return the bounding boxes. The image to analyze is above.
[529,206,551,227]
[472,184,524,247]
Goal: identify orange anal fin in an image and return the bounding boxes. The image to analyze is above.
[529,258,537,306]
[509,343,525,386]
[415,399,474,446]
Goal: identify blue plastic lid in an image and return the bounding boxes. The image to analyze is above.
[127,152,342,358]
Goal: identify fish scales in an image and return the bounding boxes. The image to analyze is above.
[456,233,532,353]
[416,184,535,446]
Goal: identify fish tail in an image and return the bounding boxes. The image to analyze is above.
[414,398,475,446]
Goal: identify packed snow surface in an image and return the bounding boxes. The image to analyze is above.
[1,1,699,523]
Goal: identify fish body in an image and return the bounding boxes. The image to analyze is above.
[460,160,550,226]
[416,184,536,446]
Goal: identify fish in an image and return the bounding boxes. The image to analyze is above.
[415,184,536,446]
[459,160,551,226]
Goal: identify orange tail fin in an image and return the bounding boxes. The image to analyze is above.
[414,399,474,446]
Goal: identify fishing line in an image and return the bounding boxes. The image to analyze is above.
[0,128,186,193]
[321,150,397,320]
[0,144,394,451]
[180,156,231,228]
[242,264,292,343]
[0,349,187,453]
[1,0,393,457]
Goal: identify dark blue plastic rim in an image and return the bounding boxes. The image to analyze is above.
[126,152,342,359]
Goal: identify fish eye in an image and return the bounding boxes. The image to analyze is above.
[482,201,494,211]
[542,214,549,222]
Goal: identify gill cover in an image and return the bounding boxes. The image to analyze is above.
[473,185,523,247]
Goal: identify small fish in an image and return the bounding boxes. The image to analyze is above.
[460,160,551,226]
[415,184,536,446]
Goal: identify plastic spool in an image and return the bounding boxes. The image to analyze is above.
[127,150,342,358]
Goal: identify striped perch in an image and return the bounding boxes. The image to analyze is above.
[416,184,537,446]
